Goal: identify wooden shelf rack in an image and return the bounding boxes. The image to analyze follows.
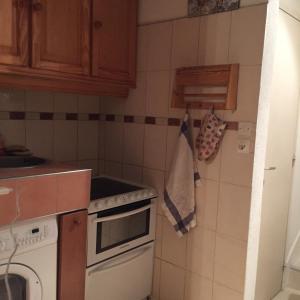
[172,64,239,111]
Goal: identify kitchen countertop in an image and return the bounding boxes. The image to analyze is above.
[0,162,90,180]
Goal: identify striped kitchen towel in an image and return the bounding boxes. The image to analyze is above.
[162,113,201,237]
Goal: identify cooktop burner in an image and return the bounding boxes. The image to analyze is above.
[90,177,142,200]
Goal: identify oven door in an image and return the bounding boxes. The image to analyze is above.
[87,199,156,266]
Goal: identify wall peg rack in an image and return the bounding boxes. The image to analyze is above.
[172,64,239,111]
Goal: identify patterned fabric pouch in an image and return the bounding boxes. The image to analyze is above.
[196,110,227,161]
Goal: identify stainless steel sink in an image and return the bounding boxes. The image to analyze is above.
[0,156,46,168]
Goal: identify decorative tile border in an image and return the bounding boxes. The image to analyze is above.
[0,111,240,130]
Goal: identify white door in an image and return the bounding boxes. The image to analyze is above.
[0,263,42,300]
[254,11,300,300]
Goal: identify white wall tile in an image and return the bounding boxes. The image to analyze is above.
[152,258,161,300]
[160,261,185,300]
[184,272,213,300]
[224,66,262,122]
[77,160,99,176]
[162,217,187,268]
[172,17,200,69]
[213,283,243,300]
[122,164,143,182]
[166,125,180,171]
[124,123,144,165]
[104,161,123,177]
[125,72,147,116]
[0,90,25,111]
[25,91,54,112]
[196,179,219,231]
[54,121,77,162]
[146,71,170,117]
[147,22,173,71]
[198,12,231,65]
[220,131,254,187]
[78,121,99,160]
[78,95,100,113]
[99,122,105,159]
[26,120,54,159]
[104,122,124,162]
[54,93,78,113]
[214,234,247,293]
[217,183,251,241]
[144,125,167,170]
[0,120,26,146]
[137,27,149,72]
[102,96,125,115]
[229,4,267,65]
[186,227,216,279]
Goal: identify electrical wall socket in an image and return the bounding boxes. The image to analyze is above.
[237,139,251,154]
[238,122,254,138]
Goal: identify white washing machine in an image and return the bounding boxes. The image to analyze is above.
[0,216,58,300]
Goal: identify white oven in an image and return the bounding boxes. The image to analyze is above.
[87,198,156,266]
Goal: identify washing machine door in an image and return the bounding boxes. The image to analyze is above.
[0,263,42,300]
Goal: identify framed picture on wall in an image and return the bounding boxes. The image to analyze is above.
[188,0,240,17]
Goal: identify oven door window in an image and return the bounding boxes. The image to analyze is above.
[0,274,26,300]
[96,200,151,253]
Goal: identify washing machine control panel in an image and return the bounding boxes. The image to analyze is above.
[0,216,58,256]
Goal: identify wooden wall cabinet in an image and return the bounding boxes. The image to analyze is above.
[0,0,137,96]
[92,0,137,86]
[58,210,87,300]
[0,0,29,66]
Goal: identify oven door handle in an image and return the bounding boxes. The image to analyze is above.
[93,204,152,223]
[87,244,152,276]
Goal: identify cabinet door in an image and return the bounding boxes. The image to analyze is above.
[92,0,137,86]
[32,0,90,75]
[58,210,87,300]
[0,0,29,66]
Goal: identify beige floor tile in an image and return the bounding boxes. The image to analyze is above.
[214,234,247,293]
[186,227,216,279]
[160,261,185,300]
[217,183,251,241]
[184,272,213,300]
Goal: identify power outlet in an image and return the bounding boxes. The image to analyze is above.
[237,139,250,154]
[238,122,254,138]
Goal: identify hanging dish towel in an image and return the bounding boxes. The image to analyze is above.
[196,110,227,161]
[163,113,201,237]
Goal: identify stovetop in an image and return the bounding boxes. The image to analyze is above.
[89,176,157,213]
[90,177,142,200]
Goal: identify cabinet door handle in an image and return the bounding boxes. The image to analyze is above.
[94,21,103,29]
[264,167,276,171]
[32,2,43,11]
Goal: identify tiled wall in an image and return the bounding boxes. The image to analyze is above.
[0,3,267,300]
[0,91,102,174]
[100,4,267,300]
